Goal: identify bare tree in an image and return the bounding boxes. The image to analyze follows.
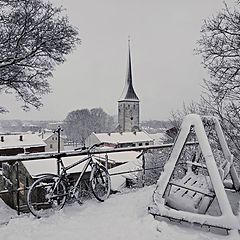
[196,1,240,165]
[90,108,114,133]
[197,2,240,102]
[0,0,80,111]
[64,109,92,146]
[64,108,114,146]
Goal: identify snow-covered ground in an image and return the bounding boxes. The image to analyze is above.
[0,185,238,240]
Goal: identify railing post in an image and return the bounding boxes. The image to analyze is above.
[57,156,61,175]
[54,126,63,175]
[105,154,108,170]
[142,151,146,187]
[16,161,20,215]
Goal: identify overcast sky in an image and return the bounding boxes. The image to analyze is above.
[0,0,235,121]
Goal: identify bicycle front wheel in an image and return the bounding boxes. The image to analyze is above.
[90,164,111,202]
[27,175,67,218]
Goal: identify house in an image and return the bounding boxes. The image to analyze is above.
[38,131,64,152]
[85,131,154,148]
[0,134,46,156]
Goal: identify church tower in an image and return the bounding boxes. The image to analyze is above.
[118,40,140,132]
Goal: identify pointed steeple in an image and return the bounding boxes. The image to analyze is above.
[119,38,139,102]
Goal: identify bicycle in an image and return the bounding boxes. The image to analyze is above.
[27,143,111,218]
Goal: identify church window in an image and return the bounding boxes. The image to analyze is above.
[50,144,53,149]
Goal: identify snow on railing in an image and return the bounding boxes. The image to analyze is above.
[0,142,197,215]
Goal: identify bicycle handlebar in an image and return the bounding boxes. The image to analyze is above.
[88,142,104,151]
[74,142,104,152]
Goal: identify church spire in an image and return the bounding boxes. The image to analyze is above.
[119,38,139,102]
[117,38,140,132]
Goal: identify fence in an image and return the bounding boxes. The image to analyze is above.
[0,142,197,215]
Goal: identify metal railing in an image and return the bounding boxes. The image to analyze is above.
[0,142,197,215]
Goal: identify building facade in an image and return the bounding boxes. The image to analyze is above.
[85,131,154,148]
[38,131,64,152]
[118,40,140,132]
[0,134,46,156]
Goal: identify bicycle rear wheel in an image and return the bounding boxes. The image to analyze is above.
[77,181,92,204]
[27,175,67,218]
[90,164,111,202]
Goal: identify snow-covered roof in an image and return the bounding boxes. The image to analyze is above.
[37,130,65,141]
[93,131,154,144]
[109,158,142,190]
[0,134,46,150]
[23,155,91,176]
[37,131,55,141]
[148,133,166,145]
[94,151,140,164]
[23,150,140,177]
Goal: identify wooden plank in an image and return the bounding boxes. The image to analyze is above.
[186,161,207,169]
[169,181,215,197]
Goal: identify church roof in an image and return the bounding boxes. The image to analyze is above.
[119,41,139,102]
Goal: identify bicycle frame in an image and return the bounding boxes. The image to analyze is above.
[27,143,111,218]
[56,154,96,197]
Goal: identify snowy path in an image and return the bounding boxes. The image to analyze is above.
[0,186,237,240]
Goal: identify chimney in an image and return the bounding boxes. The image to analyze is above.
[133,131,136,135]
[1,136,4,142]
[19,135,23,141]
[108,132,111,136]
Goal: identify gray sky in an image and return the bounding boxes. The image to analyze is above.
[0,0,234,121]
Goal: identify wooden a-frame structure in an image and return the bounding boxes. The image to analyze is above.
[149,114,240,235]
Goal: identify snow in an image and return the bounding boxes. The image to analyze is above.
[37,131,65,141]
[0,185,237,240]
[152,114,240,233]
[94,150,140,164]
[23,151,140,178]
[109,158,142,190]
[23,155,92,176]
[148,132,166,145]
[37,131,55,141]
[0,134,46,150]
[0,199,17,224]
[89,131,154,145]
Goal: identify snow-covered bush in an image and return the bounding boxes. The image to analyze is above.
[132,149,169,187]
